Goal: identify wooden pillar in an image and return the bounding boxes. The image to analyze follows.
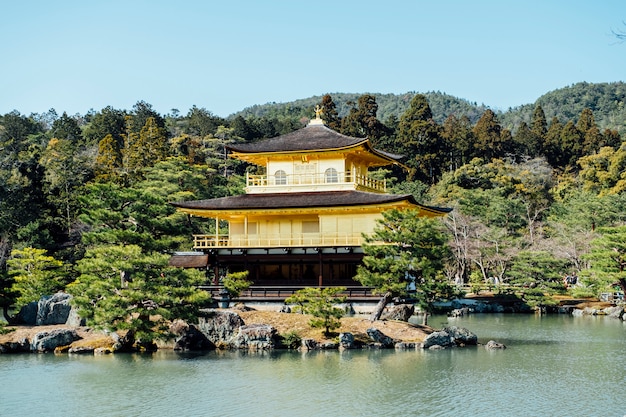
[318,250,323,287]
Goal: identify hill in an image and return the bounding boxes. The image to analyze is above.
[233,82,626,135]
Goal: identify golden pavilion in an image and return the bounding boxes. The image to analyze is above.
[171,110,451,290]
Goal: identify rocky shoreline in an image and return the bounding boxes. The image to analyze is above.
[0,308,486,354]
[2,293,622,355]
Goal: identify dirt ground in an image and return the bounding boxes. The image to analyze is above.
[0,310,433,350]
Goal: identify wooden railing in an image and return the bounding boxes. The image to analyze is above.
[246,171,386,192]
[200,285,376,300]
[193,233,362,249]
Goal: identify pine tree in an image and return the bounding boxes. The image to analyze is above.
[318,94,341,131]
[397,94,446,183]
[354,209,456,323]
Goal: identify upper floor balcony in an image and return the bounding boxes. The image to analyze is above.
[192,232,363,249]
[246,170,386,194]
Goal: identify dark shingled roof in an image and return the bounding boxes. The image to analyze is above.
[228,123,404,161]
[168,253,209,268]
[171,190,452,214]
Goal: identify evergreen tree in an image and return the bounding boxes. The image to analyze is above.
[442,114,473,170]
[94,134,123,182]
[340,94,387,141]
[7,247,66,310]
[544,117,564,168]
[354,209,456,323]
[318,94,341,131]
[473,109,507,161]
[396,94,446,183]
[82,106,126,147]
[580,225,626,296]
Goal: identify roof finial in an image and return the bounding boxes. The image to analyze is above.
[309,105,325,126]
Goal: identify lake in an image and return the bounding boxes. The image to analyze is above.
[0,314,624,417]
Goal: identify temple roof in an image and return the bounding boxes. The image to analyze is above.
[171,190,451,215]
[227,123,404,162]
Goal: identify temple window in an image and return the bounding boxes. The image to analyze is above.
[325,167,338,183]
[274,170,287,185]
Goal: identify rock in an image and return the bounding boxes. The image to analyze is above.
[65,307,85,326]
[300,338,318,351]
[17,301,38,325]
[394,342,417,349]
[16,293,78,326]
[231,323,277,350]
[197,309,245,344]
[443,326,478,346]
[36,292,73,325]
[381,304,415,321]
[320,342,339,349]
[30,328,80,352]
[231,303,255,312]
[422,330,454,349]
[0,338,30,353]
[339,332,355,349]
[170,320,214,351]
[485,340,506,349]
[603,306,624,319]
[448,307,470,317]
[366,328,396,348]
[572,308,584,317]
[583,307,599,315]
[422,326,477,349]
[278,305,291,313]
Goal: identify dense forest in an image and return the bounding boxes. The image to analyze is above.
[2,81,626,341]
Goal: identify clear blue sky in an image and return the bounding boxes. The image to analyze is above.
[2,0,625,118]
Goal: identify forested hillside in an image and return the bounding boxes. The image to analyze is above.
[2,82,626,337]
[237,82,626,135]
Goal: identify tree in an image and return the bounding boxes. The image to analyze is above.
[396,94,447,183]
[473,109,507,160]
[580,225,626,296]
[222,271,252,298]
[68,244,209,349]
[318,94,341,131]
[442,114,474,170]
[506,250,568,311]
[94,134,123,182]
[285,287,346,336]
[7,247,66,311]
[49,112,83,145]
[340,94,387,141]
[354,209,456,324]
[82,106,126,147]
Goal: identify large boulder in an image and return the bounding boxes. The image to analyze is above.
[170,320,214,351]
[444,326,478,346]
[422,326,477,349]
[339,332,355,349]
[381,304,415,322]
[230,323,277,350]
[17,292,77,326]
[366,328,396,348]
[30,329,81,352]
[196,309,245,345]
[17,301,38,325]
[36,292,73,325]
[603,306,624,319]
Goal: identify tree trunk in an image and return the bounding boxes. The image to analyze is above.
[422,312,429,326]
[369,291,394,321]
[2,305,17,325]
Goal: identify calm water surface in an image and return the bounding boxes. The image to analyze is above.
[1,314,624,417]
